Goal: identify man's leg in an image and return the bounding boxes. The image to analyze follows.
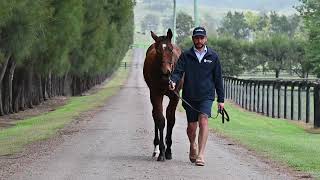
[187,121,197,162]
[197,114,209,163]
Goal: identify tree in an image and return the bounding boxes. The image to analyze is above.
[176,12,193,45]
[0,0,51,114]
[0,0,134,115]
[244,11,260,32]
[218,11,250,39]
[208,36,246,76]
[290,37,312,78]
[256,13,269,32]
[254,34,291,78]
[141,14,160,33]
[297,0,320,77]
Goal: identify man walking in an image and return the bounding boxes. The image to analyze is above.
[169,27,224,166]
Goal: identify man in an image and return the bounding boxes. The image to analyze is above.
[169,27,224,166]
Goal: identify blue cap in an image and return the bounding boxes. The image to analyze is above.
[192,27,206,37]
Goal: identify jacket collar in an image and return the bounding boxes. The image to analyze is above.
[186,46,215,59]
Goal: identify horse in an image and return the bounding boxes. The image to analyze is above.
[143,29,183,161]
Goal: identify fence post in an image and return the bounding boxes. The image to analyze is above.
[306,83,310,123]
[227,78,230,99]
[267,83,270,116]
[284,83,288,119]
[234,79,239,104]
[234,79,237,103]
[229,78,232,100]
[242,81,245,108]
[234,79,236,101]
[245,81,248,110]
[298,82,302,121]
[225,78,228,99]
[291,82,295,120]
[262,83,265,114]
[272,81,276,118]
[257,81,260,113]
[223,77,226,99]
[238,80,241,105]
[314,83,320,128]
[253,82,257,112]
[277,81,281,118]
[249,81,252,111]
[230,78,232,100]
[231,78,235,100]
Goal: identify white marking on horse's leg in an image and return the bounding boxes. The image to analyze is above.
[154,145,160,154]
[152,145,160,157]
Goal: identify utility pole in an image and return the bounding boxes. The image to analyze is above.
[194,0,199,27]
[173,0,177,44]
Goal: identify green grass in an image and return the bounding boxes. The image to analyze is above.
[0,50,132,156]
[209,102,320,178]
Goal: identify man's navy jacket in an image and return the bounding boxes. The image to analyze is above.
[171,46,224,103]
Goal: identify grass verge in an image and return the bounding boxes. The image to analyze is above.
[0,50,132,156]
[209,102,320,178]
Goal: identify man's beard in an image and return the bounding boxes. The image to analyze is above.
[194,43,204,49]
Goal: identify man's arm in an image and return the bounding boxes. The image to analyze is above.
[169,53,186,90]
[213,55,224,104]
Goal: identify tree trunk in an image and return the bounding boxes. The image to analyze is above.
[0,54,11,115]
[275,69,280,78]
[63,72,70,96]
[42,76,48,100]
[72,75,81,96]
[24,67,33,109]
[20,79,26,111]
[0,85,3,115]
[3,59,16,114]
[13,68,22,113]
[38,74,44,103]
[32,73,41,106]
[47,72,52,98]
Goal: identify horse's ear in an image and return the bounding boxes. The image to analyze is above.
[151,31,158,42]
[167,29,173,40]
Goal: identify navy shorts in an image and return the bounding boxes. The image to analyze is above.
[182,100,213,123]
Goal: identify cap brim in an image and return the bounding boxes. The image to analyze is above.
[192,33,206,37]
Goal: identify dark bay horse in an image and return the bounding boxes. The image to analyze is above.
[143,29,183,161]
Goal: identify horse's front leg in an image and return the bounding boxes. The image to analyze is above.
[150,93,165,161]
[165,93,179,160]
[152,123,159,157]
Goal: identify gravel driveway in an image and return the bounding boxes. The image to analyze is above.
[2,48,305,180]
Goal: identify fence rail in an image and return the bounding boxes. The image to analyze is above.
[223,76,320,128]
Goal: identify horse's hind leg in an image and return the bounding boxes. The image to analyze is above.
[165,94,179,160]
[152,123,159,157]
[151,93,166,161]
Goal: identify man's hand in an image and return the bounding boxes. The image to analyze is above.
[218,103,224,111]
[169,80,176,90]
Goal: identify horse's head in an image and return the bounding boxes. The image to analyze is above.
[151,29,175,76]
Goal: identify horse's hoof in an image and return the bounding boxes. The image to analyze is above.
[165,152,172,160]
[157,155,165,161]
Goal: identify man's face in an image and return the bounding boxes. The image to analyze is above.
[192,35,207,49]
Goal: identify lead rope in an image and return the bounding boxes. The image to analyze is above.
[171,89,230,123]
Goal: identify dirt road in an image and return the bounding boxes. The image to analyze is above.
[5,48,300,180]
